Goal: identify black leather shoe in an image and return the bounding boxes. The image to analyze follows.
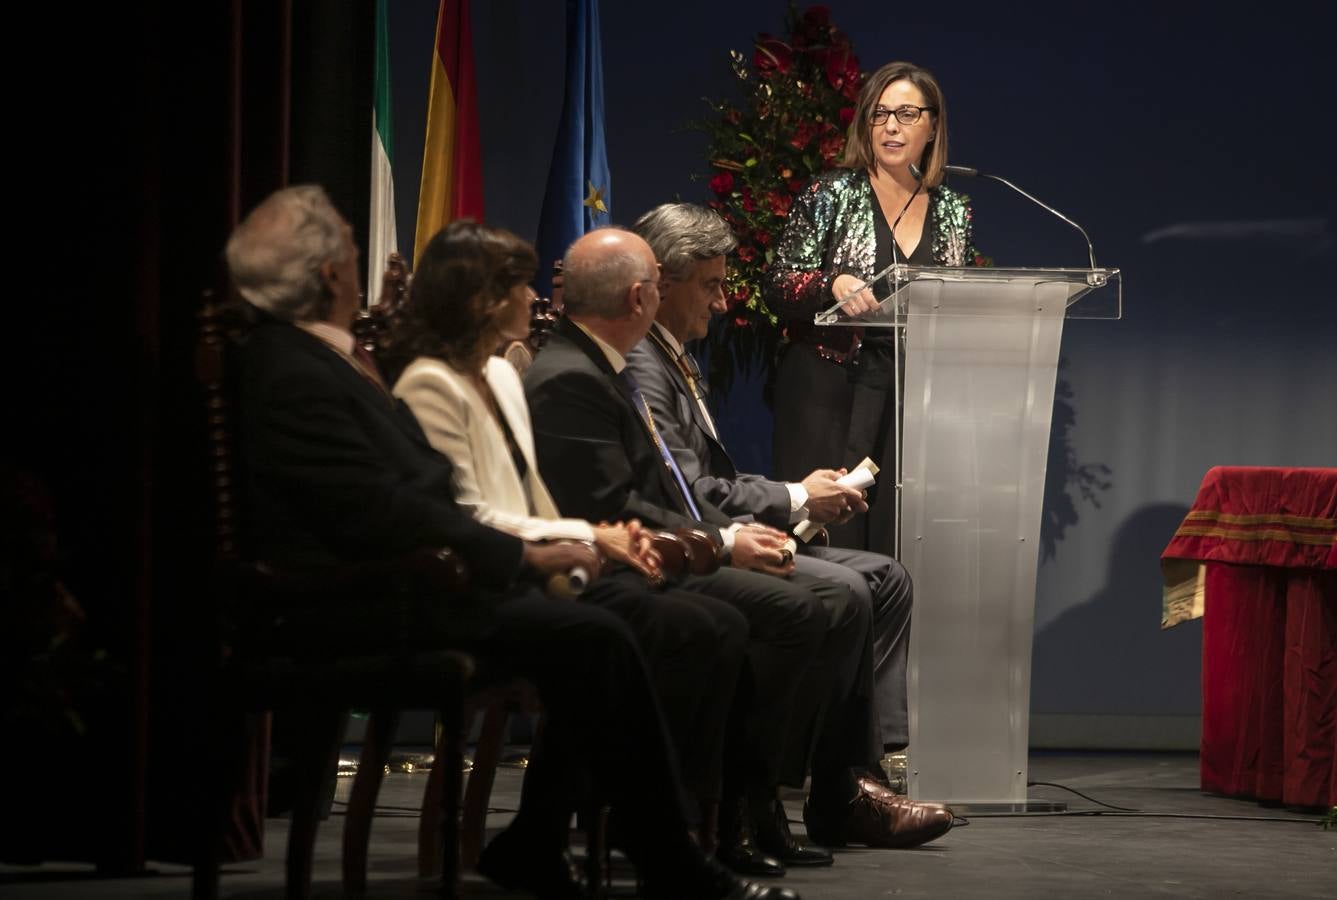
[476,824,586,900]
[642,856,801,900]
[717,795,785,877]
[751,794,833,867]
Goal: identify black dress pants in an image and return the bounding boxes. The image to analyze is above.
[468,583,702,869]
[804,544,914,749]
[580,570,748,808]
[777,559,879,787]
[679,566,851,792]
[772,341,899,560]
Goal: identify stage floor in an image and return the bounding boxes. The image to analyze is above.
[2,752,1332,899]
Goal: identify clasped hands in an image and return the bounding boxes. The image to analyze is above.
[521,519,663,593]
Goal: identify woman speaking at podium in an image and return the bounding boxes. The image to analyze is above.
[765,61,980,558]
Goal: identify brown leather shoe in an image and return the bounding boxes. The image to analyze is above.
[802,777,953,849]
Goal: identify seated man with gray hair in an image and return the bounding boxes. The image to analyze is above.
[225,184,798,900]
[626,202,946,852]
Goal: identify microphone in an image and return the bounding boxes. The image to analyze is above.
[547,566,591,599]
[943,164,1098,269]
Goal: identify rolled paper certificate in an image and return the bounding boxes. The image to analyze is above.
[793,457,880,543]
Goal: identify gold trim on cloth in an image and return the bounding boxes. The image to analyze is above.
[1174,526,1336,546]
[1183,510,1337,527]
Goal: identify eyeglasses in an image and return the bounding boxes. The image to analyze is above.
[869,105,936,126]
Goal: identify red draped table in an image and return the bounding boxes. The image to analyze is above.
[1161,466,1337,809]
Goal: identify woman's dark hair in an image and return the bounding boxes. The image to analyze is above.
[392,220,538,370]
[840,61,948,188]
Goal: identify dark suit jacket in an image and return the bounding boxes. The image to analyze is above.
[522,318,734,536]
[625,330,793,529]
[235,317,524,589]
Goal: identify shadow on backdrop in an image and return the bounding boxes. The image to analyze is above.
[1032,502,1202,716]
[1041,357,1112,562]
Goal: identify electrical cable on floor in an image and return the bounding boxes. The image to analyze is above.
[966,810,1325,824]
[1020,779,1325,823]
[1027,779,1141,811]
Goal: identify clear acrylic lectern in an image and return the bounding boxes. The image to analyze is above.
[815,264,1121,810]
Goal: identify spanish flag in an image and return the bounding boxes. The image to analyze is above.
[414,0,484,266]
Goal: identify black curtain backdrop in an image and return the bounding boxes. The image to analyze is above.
[5,0,376,868]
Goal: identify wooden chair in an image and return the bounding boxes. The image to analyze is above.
[191,294,476,900]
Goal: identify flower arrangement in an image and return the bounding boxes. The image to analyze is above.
[693,3,861,394]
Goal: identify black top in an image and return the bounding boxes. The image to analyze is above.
[872,190,936,283]
[865,192,934,352]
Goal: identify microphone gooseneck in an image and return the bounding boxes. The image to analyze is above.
[943,164,1097,269]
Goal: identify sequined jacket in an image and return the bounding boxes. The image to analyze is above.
[765,167,978,362]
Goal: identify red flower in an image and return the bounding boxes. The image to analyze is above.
[709,171,735,196]
[741,188,757,213]
[766,190,793,217]
[737,244,758,263]
[824,45,860,94]
[723,107,742,125]
[753,35,794,77]
[787,178,804,193]
[754,229,773,246]
[789,121,818,149]
[818,133,844,164]
[838,106,855,126]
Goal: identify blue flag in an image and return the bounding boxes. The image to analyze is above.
[535,0,611,300]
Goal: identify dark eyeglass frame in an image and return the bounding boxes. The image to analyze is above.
[869,105,937,126]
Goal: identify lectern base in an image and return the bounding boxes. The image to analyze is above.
[945,800,1068,815]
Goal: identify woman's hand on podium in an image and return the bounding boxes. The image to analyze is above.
[834,274,879,316]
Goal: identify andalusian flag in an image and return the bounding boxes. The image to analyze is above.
[414,0,484,266]
[535,0,611,300]
[368,0,397,304]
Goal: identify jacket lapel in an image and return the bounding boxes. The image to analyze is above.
[644,328,738,479]
[555,319,696,515]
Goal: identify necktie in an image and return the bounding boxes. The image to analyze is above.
[673,350,719,440]
[616,369,703,520]
[676,351,704,397]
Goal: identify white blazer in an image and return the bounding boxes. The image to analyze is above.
[394,355,596,543]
